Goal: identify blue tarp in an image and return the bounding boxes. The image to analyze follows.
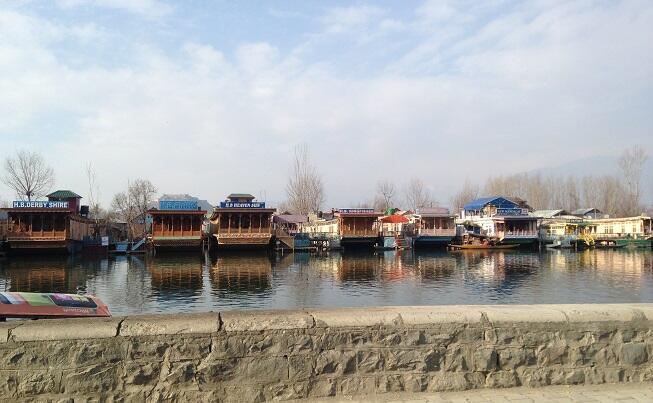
[463,196,518,211]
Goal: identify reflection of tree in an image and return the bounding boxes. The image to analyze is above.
[209,253,272,294]
[148,254,203,293]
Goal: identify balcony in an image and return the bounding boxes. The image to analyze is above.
[419,228,456,237]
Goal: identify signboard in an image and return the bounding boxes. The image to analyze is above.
[219,201,265,208]
[0,292,111,318]
[339,208,375,214]
[12,201,69,209]
[101,236,109,247]
[496,208,528,216]
[159,200,198,210]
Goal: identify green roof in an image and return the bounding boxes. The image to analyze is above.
[47,190,82,199]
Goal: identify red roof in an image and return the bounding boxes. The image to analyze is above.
[380,215,409,224]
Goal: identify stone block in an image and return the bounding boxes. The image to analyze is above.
[11,317,121,342]
[246,356,288,382]
[120,313,218,336]
[620,342,648,365]
[516,367,551,387]
[221,310,313,332]
[314,350,356,376]
[222,384,265,403]
[377,374,404,393]
[556,304,645,323]
[443,345,467,371]
[426,372,482,392]
[338,376,376,395]
[289,354,313,380]
[485,370,519,388]
[62,364,120,395]
[309,307,404,328]
[536,343,568,366]
[385,348,430,372]
[123,361,160,386]
[356,350,384,373]
[15,370,60,397]
[497,347,535,369]
[307,378,336,398]
[196,358,242,385]
[264,381,309,401]
[473,348,498,371]
[403,374,428,393]
[0,322,22,343]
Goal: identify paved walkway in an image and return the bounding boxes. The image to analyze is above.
[305,383,653,402]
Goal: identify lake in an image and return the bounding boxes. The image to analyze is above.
[1,249,652,316]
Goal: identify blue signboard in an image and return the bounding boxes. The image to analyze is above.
[12,201,69,209]
[159,200,198,210]
[496,208,527,216]
[339,208,375,214]
[219,201,265,208]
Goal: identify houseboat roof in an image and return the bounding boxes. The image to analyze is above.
[227,193,255,200]
[572,208,603,216]
[47,190,82,199]
[148,208,207,215]
[273,214,308,224]
[463,196,519,211]
[417,207,454,217]
[533,209,569,218]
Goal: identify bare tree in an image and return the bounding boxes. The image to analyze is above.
[2,150,55,200]
[86,162,102,218]
[619,145,648,216]
[450,178,479,214]
[376,179,396,211]
[285,144,325,215]
[111,179,157,240]
[404,178,434,211]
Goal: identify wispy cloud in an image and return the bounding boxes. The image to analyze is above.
[56,0,173,19]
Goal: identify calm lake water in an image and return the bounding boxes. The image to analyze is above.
[1,249,652,315]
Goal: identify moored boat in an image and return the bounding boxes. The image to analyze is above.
[449,244,519,250]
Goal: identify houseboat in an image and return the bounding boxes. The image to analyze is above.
[207,194,276,249]
[335,208,382,249]
[1,190,93,254]
[377,212,410,250]
[413,207,457,248]
[297,212,341,250]
[534,210,584,248]
[147,199,207,251]
[273,214,312,250]
[459,196,539,247]
[581,215,652,248]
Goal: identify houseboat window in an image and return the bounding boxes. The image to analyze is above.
[183,216,191,231]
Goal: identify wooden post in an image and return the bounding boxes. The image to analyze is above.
[227,214,231,234]
[238,214,242,234]
[249,213,252,234]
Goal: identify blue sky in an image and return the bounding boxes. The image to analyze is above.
[1,0,652,207]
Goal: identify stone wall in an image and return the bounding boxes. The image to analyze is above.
[2,304,653,401]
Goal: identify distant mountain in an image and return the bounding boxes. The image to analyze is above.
[530,155,653,204]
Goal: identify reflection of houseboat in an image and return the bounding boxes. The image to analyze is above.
[209,254,272,293]
[413,207,457,248]
[459,196,538,247]
[147,199,207,251]
[336,208,382,249]
[148,256,203,291]
[208,194,276,249]
[1,190,93,254]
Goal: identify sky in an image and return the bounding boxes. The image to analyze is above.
[1,0,652,208]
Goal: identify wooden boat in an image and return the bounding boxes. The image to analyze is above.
[448,244,519,250]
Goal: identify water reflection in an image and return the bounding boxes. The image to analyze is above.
[0,248,652,315]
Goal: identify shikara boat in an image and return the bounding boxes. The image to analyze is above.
[448,244,519,250]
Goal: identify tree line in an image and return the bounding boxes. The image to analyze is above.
[1,145,650,233]
[450,146,649,217]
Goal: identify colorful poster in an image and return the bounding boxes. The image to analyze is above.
[0,292,110,318]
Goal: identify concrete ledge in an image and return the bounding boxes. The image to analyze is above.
[119,312,219,336]
[220,309,314,332]
[2,304,653,341]
[10,317,122,341]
